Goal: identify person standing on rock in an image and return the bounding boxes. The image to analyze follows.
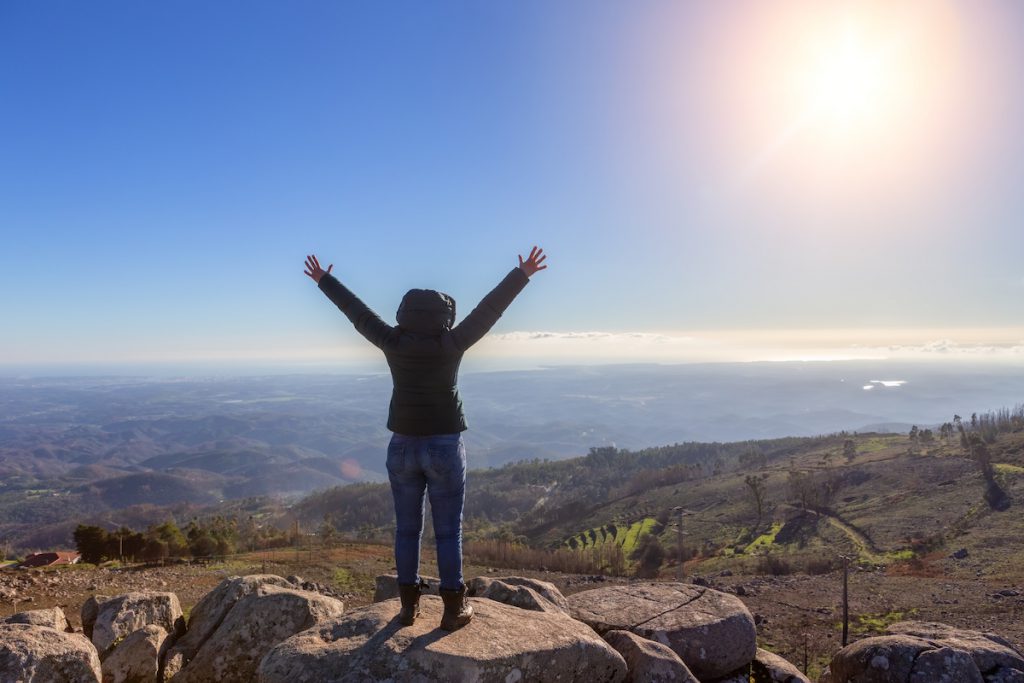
[304,247,548,630]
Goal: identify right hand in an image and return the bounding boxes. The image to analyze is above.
[304,254,333,284]
[518,246,548,278]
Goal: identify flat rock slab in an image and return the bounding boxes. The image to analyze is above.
[259,595,627,683]
[467,576,570,613]
[568,582,756,680]
[0,623,101,683]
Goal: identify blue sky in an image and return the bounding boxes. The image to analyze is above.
[3,2,1024,369]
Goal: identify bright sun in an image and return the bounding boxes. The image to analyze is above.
[805,26,892,130]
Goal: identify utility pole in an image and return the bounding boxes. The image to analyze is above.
[841,554,851,646]
[671,507,693,582]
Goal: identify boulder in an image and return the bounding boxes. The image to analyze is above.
[170,584,344,683]
[100,624,168,683]
[82,595,111,640]
[603,629,698,682]
[372,574,441,602]
[258,595,628,682]
[91,592,183,658]
[473,580,563,613]
[0,623,101,682]
[886,621,1024,675]
[2,606,71,632]
[161,574,293,677]
[752,648,810,683]
[467,576,570,612]
[827,621,1024,682]
[568,582,756,680]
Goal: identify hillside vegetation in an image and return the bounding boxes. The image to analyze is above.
[293,408,1024,581]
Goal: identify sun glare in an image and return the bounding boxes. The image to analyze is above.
[804,25,892,130]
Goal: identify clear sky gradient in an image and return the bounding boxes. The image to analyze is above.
[3,1,1023,369]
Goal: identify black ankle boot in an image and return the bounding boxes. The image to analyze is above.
[439,585,473,631]
[398,582,423,626]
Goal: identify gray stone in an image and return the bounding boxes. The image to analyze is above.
[0,623,101,682]
[92,592,184,658]
[568,582,756,680]
[258,595,627,683]
[161,574,293,678]
[2,606,70,632]
[372,574,440,602]
[170,584,344,683]
[467,576,570,612]
[100,624,168,683]
[473,580,563,613]
[752,647,811,682]
[887,621,1024,674]
[82,595,111,640]
[603,629,698,682]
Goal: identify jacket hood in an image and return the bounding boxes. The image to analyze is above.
[396,289,456,334]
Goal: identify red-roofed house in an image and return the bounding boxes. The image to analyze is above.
[18,551,81,568]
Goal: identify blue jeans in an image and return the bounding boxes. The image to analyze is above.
[387,432,466,591]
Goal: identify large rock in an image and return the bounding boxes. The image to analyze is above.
[258,595,628,682]
[603,629,699,682]
[92,592,184,657]
[82,595,111,640]
[826,621,1024,682]
[100,624,168,683]
[752,647,810,683]
[2,606,71,632]
[473,580,563,614]
[162,574,293,677]
[568,582,756,680]
[170,584,344,683]
[372,574,441,602]
[0,623,101,682]
[467,576,570,613]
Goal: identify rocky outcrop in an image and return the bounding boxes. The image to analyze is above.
[100,624,168,683]
[0,623,101,683]
[568,582,757,680]
[169,584,344,683]
[2,606,71,632]
[92,591,184,657]
[826,621,1024,682]
[161,574,293,677]
[603,629,699,682]
[258,595,628,682]
[467,576,571,613]
[752,647,811,683]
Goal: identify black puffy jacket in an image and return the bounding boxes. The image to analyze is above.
[318,268,529,435]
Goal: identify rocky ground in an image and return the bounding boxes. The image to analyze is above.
[2,543,1021,681]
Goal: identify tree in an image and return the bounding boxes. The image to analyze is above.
[842,439,857,462]
[630,534,665,579]
[73,525,110,564]
[744,473,769,528]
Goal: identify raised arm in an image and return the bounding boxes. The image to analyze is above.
[304,254,394,349]
[451,247,547,351]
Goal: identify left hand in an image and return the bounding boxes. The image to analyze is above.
[304,254,333,283]
[518,246,548,278]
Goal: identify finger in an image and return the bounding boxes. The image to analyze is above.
[303,269,312,277]
[535,255,547,265]
[518,255,525,266]
[529,246,538,259]
[327,264,333,273]
[535,264,547,270]
[312,255,321,269]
